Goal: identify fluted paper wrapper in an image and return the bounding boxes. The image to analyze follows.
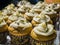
[9,34,30,45]
[30,37,55,45]
[0,32,7,44]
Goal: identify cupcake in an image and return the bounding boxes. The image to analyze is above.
[8,18,32,45]
[17,5,26,14]
[41,7,57,18]
[30,22,56,45]
[24,12,38,21]
[2,4,15,16]
[5,3,15,10]
[0,11,8,22]
[0,18,8,44]
[30,2,47,14]
[17,0,28,7]
[17,4,33,14]
[41,8,57,24]
[47,3,60,12]
[7,15,18,25]
[31,14,53,26]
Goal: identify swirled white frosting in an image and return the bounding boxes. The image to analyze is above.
[12,11,19,16]
[17,0,28,7]
[18,4,33,12]
[36,1,43,6]
[47,3,60,10]
[10,18,32,30]
[32,2,47,11]
[41,8,57,14]
[2,9,13,15]
[24,2,33,9]
[33,22,54,36]
[0,18,6,27]
[0,15,8,20]
[8,15,18,21]
[25,12,38,17]
[5,4,14,10]
[18,6,25,12]
[33,14,50,23]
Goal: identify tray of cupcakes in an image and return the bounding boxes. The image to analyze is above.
[0,0,60,45]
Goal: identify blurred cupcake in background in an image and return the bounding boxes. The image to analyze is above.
[7,15,18,25]
[41,7,57,24]
[8,18,32,45]
[17,0,29,7]
[0,11,8,22]
[17,4,33,14]
[47,3,60,12]
[30,22,56,45]
[17,0,33,14]
[5,3,15,10]
[41,7,57,18]
[1,4,15,16]
[30,2,47,14]
[17,5,27,14]
[31,14,53,27]
[24,11,39,21]
[6,10,25,25]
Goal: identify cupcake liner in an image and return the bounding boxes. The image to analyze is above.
[0,31,7,44]
[9,34,31,45]
[30,37,55,45]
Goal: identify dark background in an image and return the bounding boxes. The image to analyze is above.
[0,0,12,10]
[0,0,44,10]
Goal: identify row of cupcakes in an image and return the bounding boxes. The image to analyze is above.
[0,0,59,45]
[0,7,57,45]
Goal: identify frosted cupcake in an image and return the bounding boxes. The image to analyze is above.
[17,0,28,7]
[5,3,15,10]
[8,18,32,45]
[7,10,23,25]
[17,5,26,14]
[47,3,60,12]
[0,18,8,44]
[30,2,47,14]
[24,2,34,10]
[41,7,57,19]
[2,4,15,16]
[17,4,33,14]
[24,12,38,21]
[7,15,18,25]
[0,12,8,22]
[30,22,56,45]
[41,8,57,24]
[32,14,53,26]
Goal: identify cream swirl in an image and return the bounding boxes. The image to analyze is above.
[42,7,57,14]
[33,22,54,36]
[32,2,47,11]
[5,4,14,10]
[17,0,28,7]
[47,3,60,10]
[2,9,13,15]
[0,18,6,27]
[33,14,50,23]
[0,15,8,20]
[10,18,32,30]
[18,5,26,13]
[25,12,38,17]
[8,15,18,21]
